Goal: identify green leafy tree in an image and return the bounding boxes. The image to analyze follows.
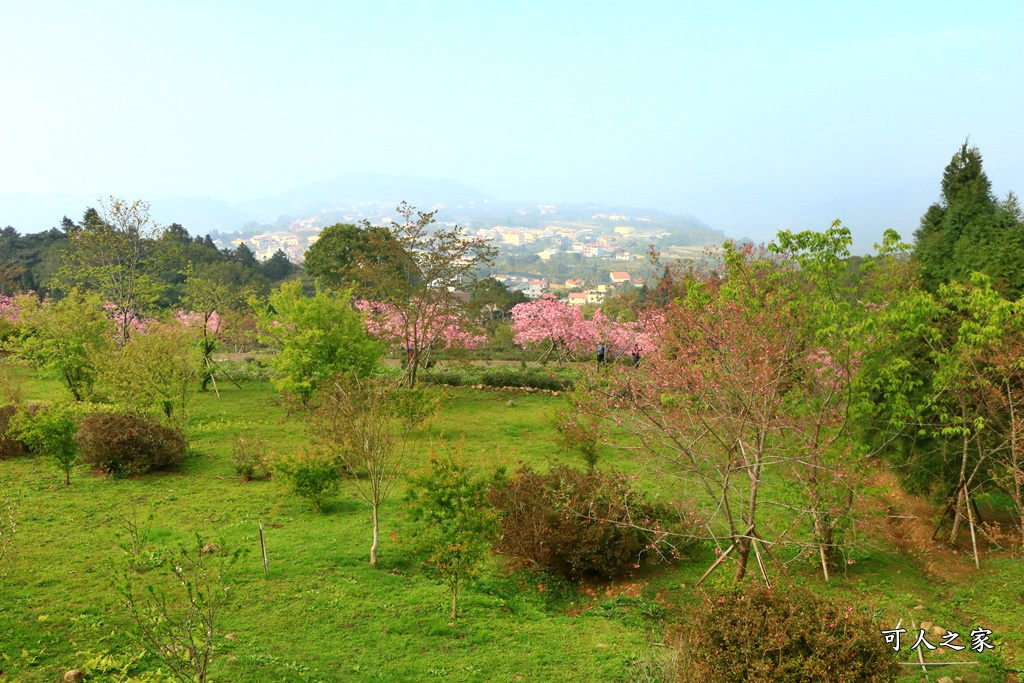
[0,225,69,295]
[405,450,498,618]
[251,280,384,404]
[57,199,167,340]
[233,242,258,269]
[11,404,79,485]
[181,267,253,392]
[857,268,1024,560]
[305,204,496,387]
[272,450,342,512]
[468,277,528,323]
[13,289,112,400]
[101,320,203,430]
[303,223,414,294]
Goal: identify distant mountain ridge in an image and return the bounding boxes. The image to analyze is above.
[0,173,719,242]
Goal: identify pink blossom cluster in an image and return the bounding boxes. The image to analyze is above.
[103,303,155,337]
[176,309,222,335]
[509,295,657,355]
[355,299,486,352]
[0,294,19,323]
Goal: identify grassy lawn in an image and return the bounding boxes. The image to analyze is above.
[0,366,1022,682]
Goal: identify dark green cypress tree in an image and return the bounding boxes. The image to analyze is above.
[913,141,1024,297]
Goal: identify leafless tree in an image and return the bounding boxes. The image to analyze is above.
[310,374,433,564]
[116,536,234,683]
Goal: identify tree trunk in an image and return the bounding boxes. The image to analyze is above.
[733,536,750,582]
[451,582,458,619]
[734,443,763,583]
[370,504,379,566]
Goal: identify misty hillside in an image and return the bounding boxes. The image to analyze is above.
[0,173,721,244]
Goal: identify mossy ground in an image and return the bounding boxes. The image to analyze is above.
[0,365,1021,682]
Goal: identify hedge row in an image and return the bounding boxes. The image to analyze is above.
[420,367,574,391]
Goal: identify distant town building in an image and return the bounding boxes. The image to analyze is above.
[610,271,631,284]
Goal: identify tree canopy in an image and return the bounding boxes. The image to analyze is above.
[913,142,1024,297]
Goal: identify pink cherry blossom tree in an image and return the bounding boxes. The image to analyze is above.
[510,296,657,363]
[357,299,486,376]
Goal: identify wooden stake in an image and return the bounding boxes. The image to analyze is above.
[205,357,220,398]
[970,497,984,526]
[694,543,735,587]
[911,619,927,677]
[259,519,269,575]
[752,538,771,589]
[753,531,792,581]
[966,492,980,570]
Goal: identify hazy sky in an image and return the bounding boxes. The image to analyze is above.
[2,1,1022,248]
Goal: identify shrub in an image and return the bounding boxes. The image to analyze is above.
[273,450,342,511]
[674,586,901,683]
[10,403,79,485]
[251,281,385,404]
[420,369,470,387]
[217,358,276,383]
[233,435,270,481]
[552,410,602,469]
[0,404,28,460]
[480,368,571,391]
[489,466,686,581]
[405,449,499,618]
[76,412,187,477]
[420,366,574,391]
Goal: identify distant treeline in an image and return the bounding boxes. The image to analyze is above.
[0,210,300,302]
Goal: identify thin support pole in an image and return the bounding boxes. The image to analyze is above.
[259,519,269,575]
[694,543,735,587]
[205,357,220,397]
[966,492,980,570]
[911,619,927,677]
[752,537,771,589]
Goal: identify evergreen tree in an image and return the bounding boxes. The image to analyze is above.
[259,249,296,282]
[913,142,1024,297]
[234,243,258,269]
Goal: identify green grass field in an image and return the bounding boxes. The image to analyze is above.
[0,366,1022,682]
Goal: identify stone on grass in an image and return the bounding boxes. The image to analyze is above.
[63,671,85,683]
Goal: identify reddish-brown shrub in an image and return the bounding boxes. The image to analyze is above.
[489,466,688,580]
[76,412,186,477]
[673,586,901,683]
